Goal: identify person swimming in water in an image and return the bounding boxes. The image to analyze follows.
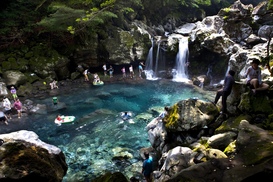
[121,111,131,120]
[119,111,134,124]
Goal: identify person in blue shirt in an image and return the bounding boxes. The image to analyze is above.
[138,62,145,78]
[213,70,235,115]
[142,151,153,182]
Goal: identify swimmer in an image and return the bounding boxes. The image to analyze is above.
[120,111,132,120]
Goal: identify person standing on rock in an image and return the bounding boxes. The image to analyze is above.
[10,86,18,101]
[138,62,145,78]
[13,98,22,119]
[129,65,134,78]
[121,67,126,78]
[108,65,114,78]
[83,69,89,81]
[213,69,235,115]
[142,151,153,182]
[102,64,107,76]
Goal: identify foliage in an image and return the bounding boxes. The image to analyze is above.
[37,4,85,33]
[178,0,211,8]
[268,0,273,9]
[0,0,53,49]
[0,0,234,51]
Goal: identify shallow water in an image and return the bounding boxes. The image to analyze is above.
[0,80,208,181]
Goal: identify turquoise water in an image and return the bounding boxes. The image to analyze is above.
[0,80,207,181]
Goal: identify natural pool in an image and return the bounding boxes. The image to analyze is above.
[0,79,209,181]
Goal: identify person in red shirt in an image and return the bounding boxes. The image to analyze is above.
[13,98,22,118]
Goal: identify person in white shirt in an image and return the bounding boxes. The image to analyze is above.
[245,58,269,94]
[83,69,89,81]
[2,97,12,119]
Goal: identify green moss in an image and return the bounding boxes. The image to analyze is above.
[223,7,230,13]
[2,61,12,70]
[223,140,236,154]
[216,115,251,133]
[120,31,134,48]
[164,104,180,128]
[223,16,229,20]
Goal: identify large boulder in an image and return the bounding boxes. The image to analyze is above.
[238,92,273,115]
[0,130,67,181]
[2,70,28,87]
[153,120,273,182]
[163,99,219,131]
[0,82,9,96]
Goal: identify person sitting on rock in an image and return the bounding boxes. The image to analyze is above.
[244,58,269,94]
[49,80,59,89]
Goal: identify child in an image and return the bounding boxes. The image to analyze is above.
[121,67,126,78]
[10,86,18,100]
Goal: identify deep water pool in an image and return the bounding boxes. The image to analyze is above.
[0,79,209,181]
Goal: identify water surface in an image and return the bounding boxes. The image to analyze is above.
[0,80,207,181]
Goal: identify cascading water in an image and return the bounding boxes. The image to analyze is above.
[144,40,156,80]
[172,37,189,82]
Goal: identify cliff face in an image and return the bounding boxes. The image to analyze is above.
[0,130,67,181]
[0,1,272,98]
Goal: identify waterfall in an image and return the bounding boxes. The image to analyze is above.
[144,39,159,80]
[172,37,189,82]
[155,43,160,77]
[144,45,154,80]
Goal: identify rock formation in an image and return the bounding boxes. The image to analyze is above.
[0,130,67,181]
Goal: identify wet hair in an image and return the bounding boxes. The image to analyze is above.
[228,70,235,77]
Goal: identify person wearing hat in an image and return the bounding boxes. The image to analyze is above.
[10,86,18,101]
[245,58,269,94]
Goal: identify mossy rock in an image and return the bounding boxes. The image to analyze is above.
[238,92,272,114]
[164,103,180,128]
[215,114,252,134]
[17,82,34,97]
